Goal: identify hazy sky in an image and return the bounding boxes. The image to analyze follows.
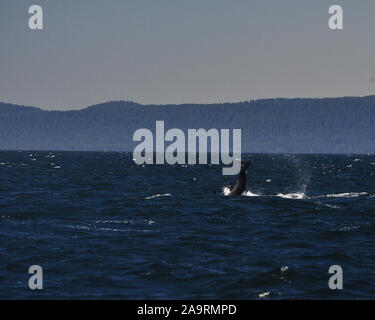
[0,0,374,110]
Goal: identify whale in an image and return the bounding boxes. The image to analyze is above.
[227,160,251,196]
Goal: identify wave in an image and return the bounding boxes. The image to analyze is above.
[145,193,171,200]
[95,220,133,224]
[222,186,369,200]
[325,192,368,198]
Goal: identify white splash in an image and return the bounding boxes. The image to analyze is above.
[222,187,260,197]
[223,187,231,196]
[276,192,306,199]
[242,190,260,197]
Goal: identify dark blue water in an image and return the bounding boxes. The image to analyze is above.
[1,151,375,299]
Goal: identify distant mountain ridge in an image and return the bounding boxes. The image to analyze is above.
[1,96,375,153]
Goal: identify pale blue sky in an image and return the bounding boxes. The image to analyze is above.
[0,0,374,110]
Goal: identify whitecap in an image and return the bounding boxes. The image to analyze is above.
[259,292,270,298]
[145,193,171,200]
[66,224,90,230]
[98,227,121,232]
[280,266,289,273]
[96,220,133,224]
[322,203,341,209]
[325,192,367,198]
[336,225,360,232]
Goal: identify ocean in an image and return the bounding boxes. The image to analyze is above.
[0,151,374,299]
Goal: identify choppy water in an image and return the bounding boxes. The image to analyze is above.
[1,151,375,299]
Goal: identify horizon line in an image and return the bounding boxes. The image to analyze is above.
[1,94,375,112]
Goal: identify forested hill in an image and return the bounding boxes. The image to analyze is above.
[1,95,375,153]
